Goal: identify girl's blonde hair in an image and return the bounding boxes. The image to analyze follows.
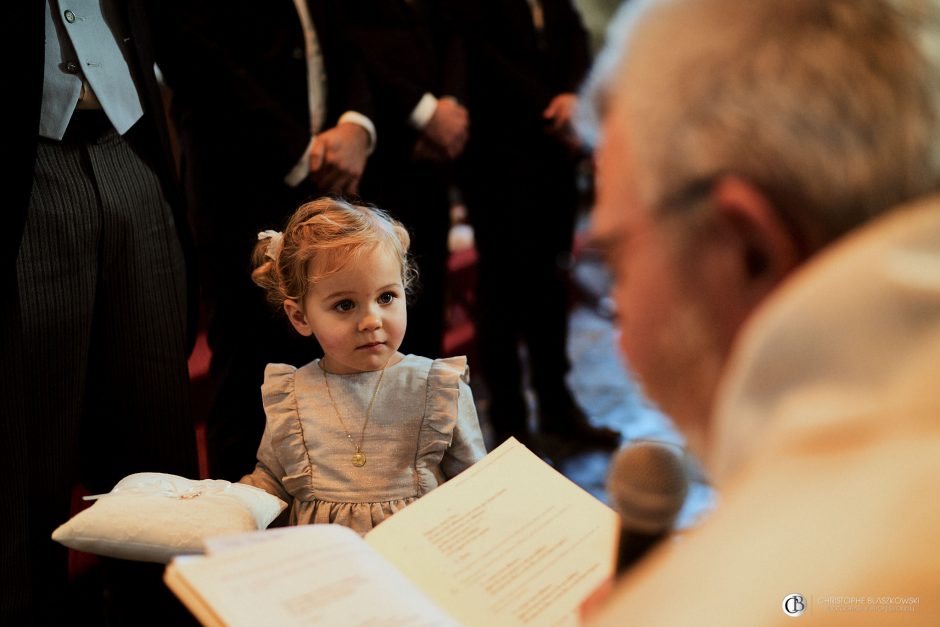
[252,197,417,309]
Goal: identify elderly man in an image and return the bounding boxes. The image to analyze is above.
[583,0,940,624]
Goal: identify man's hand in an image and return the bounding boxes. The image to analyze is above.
[543,93,580,150]
[309,122,371,195]
[421,97,469,160]
[412,136,450,162]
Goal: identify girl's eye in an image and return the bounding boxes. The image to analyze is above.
[378,292,396,305]
[334,299,355,313]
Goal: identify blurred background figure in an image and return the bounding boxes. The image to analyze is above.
[453,0,620,453]
[155,0,375,481]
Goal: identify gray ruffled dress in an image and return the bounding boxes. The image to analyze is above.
[241,354,486,534]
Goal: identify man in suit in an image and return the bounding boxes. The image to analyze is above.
[3,0,198,622]
[454,0,619,451]
[155,1,377,481]
[340,0,470,360]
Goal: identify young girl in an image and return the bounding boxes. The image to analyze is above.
[241,198,486,534]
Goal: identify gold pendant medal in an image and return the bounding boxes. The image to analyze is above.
[320,357,392,471]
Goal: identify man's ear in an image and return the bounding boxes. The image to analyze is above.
[709,175,802,294]
[283,299,314,337]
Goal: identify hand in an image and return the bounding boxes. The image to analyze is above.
[412,136,449,162]
[422,97,469,160]
[543,93,580,150]
[309,122,371,195]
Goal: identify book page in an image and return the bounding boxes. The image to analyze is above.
[165,525,456,627]
[201,525,305,555]
[366,438,619,626]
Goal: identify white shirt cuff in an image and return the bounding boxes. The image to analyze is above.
[284,136,317,188]
[338,111,377,154]
[409,92,439,130]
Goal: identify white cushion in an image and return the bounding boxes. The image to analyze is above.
[52,473,287,563]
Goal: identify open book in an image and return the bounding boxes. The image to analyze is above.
[164,438,619,626]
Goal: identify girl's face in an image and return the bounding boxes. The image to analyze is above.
[284,246,407,374]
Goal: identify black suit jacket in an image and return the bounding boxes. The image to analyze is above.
[340,0,465,163]
[155,0,374,196]
[454,0,591,142]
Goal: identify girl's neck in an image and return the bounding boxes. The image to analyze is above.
[319,352,406,375]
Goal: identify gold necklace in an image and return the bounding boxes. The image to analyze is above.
[319,359,390,467]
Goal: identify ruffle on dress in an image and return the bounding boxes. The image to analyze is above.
[257,363,316,500]
[291,496,419,535]
[415,355,468,493]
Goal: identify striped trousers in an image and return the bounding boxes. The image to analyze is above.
[0,112,198,623]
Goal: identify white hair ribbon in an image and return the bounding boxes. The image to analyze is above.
[257,230,284,262]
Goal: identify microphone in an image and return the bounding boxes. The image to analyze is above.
[606,440,690,574]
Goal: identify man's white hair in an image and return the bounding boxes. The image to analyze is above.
[580,0,940,243]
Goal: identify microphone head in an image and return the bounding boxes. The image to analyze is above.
[606,441,690,535]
